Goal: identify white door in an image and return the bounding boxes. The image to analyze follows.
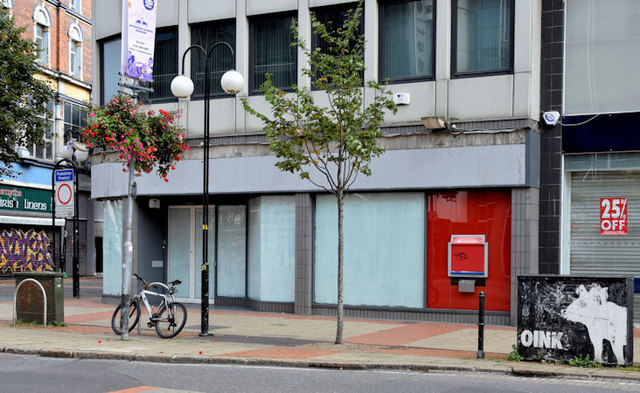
[168,206,215,303]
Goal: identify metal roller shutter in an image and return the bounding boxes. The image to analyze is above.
[570,170,640,323]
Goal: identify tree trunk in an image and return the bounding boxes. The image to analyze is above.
[335,190,344,344]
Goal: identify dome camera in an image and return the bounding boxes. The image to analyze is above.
[542,111,561,126]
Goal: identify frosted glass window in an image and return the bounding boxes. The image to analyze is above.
[103,200,122,296]
[565,0,640,114]
[248,198,261,300]
[261,197,295,302]
[314,193,425,308]
[247,196,296,302]
[194,207,216,300]
[217,206,246,297]
[168,207,193,299]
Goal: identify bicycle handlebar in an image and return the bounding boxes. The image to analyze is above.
[133,273,181,289]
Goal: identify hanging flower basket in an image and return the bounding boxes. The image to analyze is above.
[82,95,189,182]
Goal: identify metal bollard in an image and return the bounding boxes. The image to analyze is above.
[477,291,485,360]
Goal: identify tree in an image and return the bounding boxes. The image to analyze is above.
[242,3,396,344]
[0,7,55,177]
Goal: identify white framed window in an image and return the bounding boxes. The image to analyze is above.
[2,0,13,9]
[33,5,51,65]
[31,100,55,160]
[69,0,80,12]
[68,24,83,78]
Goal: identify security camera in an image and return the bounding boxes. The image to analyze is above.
[542,111,561,126]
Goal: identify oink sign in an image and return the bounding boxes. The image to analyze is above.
[517,276,633,366]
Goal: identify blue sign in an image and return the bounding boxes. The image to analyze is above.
[55,169,74,182]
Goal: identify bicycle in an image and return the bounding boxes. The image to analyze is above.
[111,273,188,339]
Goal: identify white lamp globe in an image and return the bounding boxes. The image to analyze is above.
[72,141,89,163]
[220,70,244,95]
[171,75,195,99]
[59,144,74,159]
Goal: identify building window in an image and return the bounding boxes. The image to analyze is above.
[452,0,513,77]
[249,12,296,94]
[190,20,235,99]
[31,100,55,160]
[142,27,178,102]
[33,6,51,65]
[68,24,83,78]
[379,0,435,83]
[2,0,12,9]
[69,0,80,12]
[63,102,87,144]
[100,36,121,105]
[311,2,363,86]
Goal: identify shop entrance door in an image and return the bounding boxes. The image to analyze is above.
[167,206,215,303]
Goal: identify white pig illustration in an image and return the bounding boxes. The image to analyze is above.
[561,284,627,364]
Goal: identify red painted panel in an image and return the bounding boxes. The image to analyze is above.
[427,190,511,312]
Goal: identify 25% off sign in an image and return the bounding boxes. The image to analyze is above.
[54,169,74,218]
[600,197,628,236]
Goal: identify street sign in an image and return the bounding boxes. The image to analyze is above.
[54,169,74,218]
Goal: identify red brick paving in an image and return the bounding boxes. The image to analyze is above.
[346,322,467,346]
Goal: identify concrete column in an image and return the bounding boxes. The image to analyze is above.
[295,193,313,315]
[510,187,539,326]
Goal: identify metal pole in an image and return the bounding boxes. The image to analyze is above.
[120,157,135,340]
[201,46,211,337]
[178,42,235,337]
[72,162,79,298]
[477,291,485,360]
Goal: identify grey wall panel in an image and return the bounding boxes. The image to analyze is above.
[91,144,528,199]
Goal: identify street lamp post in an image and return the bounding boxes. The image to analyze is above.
[51,137,89,298]
[171,42,244,337]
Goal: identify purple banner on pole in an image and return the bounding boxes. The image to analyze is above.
[121,0,157,82]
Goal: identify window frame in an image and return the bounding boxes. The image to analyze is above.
[248,11,297,95]
[189,19,236,101]
[451,0,514,79]
[99,34,121,106]
[69,0,80,12]
[68,24,83,78]
[2,0,12,9]
[378,0,436,84]
[33,6,51,66]
[310,1,363,89]
[31,100,55,161]
[142,26,179,104]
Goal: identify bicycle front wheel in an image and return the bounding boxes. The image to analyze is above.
[111,299,141,335]
[155,302,187,339]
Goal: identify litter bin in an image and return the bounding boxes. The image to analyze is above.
[14,271,64,325]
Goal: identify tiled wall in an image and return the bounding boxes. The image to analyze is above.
[538,0,563,274]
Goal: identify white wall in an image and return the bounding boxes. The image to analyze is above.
[93,0,542,136]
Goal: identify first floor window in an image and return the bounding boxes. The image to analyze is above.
[249,13,296,93]
[190,20,235,99]
[100,36,121,105]
[452,0,513,76]
[143,27,178,102]
[30,100,55,160]
[380,0,434,83]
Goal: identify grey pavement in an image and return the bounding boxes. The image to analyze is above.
[0,276,639,384]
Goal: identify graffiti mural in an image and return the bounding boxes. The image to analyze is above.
[0,228,54,274]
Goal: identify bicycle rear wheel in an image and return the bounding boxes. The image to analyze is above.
[111,299,141,335]
[155,302,187,339]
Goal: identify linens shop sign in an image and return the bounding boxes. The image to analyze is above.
[0,185,51,214]
[517,276,633,366]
